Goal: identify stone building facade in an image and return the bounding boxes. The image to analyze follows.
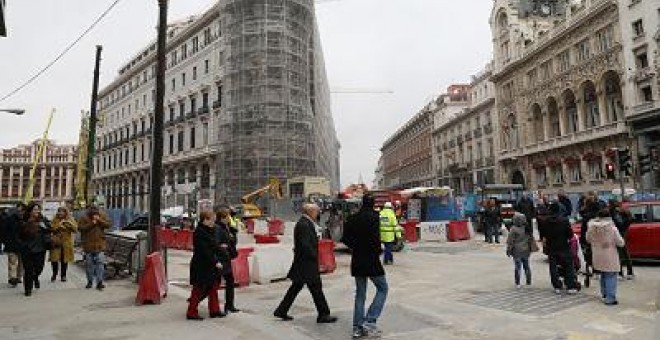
[490,0,632,195]
[93,0,340,211]
[0,140,77,205]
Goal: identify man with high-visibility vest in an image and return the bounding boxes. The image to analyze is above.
[379,202,400,265]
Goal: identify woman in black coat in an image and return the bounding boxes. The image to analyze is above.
[18,202,50,296]
[215,207,240,314]
[186,210,225,320]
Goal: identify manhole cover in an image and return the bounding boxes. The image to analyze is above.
[293,304,443,340]
[465,288,592,316]
[411,244,481,255]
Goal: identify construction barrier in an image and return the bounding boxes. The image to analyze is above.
[268,218,285,235]
[401,221,419,243]
[419,221,448,242]
[136,252,168,305]
[447,220,471,242]
[254,234,279,244]
[250,246,293,284]
[232,252,251,287]
[245,219,255,234]
[158,228,176,248]
[175,229,194,250]
[318,239,336,274]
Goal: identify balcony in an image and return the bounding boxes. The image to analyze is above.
[212,100,221,109]
[185,110,196,119]
[632,100,659,115]
[473,127,483,138]
[456,135,464,144]
[199,106,210,115]
[175,115,186,124]
[521,121,627,156]
[464,131,472,141]
[483,123,493,134]
[448,140,456,148]
[633,67,655,83]
[485,157,494,166]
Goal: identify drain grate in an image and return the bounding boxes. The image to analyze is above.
[465,288,592,316]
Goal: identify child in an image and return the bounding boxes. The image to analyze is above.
[506,213,533,288]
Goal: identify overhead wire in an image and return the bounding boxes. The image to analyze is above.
[0,0,123,104]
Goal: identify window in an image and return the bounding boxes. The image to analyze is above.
[203,28,211,45]
[190,127,196,149]
[169,106,174,122]
[588,160,603,180]
[181,72,186,86]
[551,166,563,184]
[132,146,137,164]
[641,86,653,102]
[179,101,185,118]
[596,26,613,52]
[558,50,571,72]
[629,205,649,223]
[203,123,209,146]
[171,78,176,92]
[501,40,510,61]
[527,69,537,86]
[635,50,649,68]
[576,39,590,62]
[632,19,644,37]
[569,163,582,183]
[204,60,209,74]
[169,135,174,154]
[202,92,209,109]
[192,37,199,53]
[177,131,184,152]
[181,44,187,59]
[540,61,552,80]
[217,84,223,106]
[536,168,547,187]
[141,143,145,161]
[190,96,197,114]
[192,66,197,80]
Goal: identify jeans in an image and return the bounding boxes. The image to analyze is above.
[383,242,394,264]
[548,250,577,290]
[513,256,531,285]
[485,222,499,243]
[85,252,105,284]
[353,276,388,328]
[600,271,618,304]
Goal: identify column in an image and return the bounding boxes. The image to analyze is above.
[65,168,74,199]
[7,168,13,197]
[558,104,567,136]
[542,111,550,142]
[57,166,63,199]
[576,97,585,131]
[597,89,608,126]
[49,168,55,199]
[18,167,23,198]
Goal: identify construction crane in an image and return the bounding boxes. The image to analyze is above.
[239,178,283,219]
[23,109,55,204]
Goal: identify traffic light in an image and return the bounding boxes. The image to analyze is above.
[639,154,652,175]
[605,163,616,180]
[617,148,632,176]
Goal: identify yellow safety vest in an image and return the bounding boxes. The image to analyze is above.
[379,208,399,243]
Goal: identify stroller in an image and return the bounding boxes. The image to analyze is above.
[557,234,583,291]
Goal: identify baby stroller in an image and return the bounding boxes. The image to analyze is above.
[557,234,583,291]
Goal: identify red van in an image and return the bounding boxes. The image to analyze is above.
[572,201,660,259]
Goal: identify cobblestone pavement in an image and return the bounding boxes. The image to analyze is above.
[0,238,659,340]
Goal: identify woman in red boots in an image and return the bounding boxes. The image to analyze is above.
[186,210,225,320]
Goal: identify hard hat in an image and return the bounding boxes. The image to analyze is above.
[384,202,393,209]
[395,200,401,205]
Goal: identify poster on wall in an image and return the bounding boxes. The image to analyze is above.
[407,199,421,221]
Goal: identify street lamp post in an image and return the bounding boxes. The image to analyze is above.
[0,108,25,115]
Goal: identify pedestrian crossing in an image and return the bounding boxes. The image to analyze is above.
[466,288,592,316]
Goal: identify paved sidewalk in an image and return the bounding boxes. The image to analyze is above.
[0,239,658,340]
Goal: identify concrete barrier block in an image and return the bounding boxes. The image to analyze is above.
[250,245,293,284]
[419,221,448,242]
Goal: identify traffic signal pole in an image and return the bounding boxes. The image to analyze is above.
[615,149,626,200]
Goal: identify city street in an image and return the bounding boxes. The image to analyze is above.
[1,238,659,340]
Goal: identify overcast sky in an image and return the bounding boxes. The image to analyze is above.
[0,0,493,188]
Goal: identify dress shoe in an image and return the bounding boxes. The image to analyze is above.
[86,281,93,289]
[34,280,40,289]
[225,307,241,313]
[317,315,338,323]
[96,282,105,291]
[61,277,67,282]
[24,290,32,297]
[186,315,204,321]
[274,312,294,321]
[51,275,57,282]
[209,311,227,318]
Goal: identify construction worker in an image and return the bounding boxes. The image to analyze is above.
[227,206,243,233]
[379,202,398,265]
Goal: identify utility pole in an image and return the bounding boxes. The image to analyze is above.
[614,148,626,200]
[149,0,167,253]
[85,45,102,206]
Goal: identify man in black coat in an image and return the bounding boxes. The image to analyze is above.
[538,201,579,293]
[274,203,337,323]
[342,195,388,338]
[557,190,573,218]
[5,204,25,287]
[516,193,535,235]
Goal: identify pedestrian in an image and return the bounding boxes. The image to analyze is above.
[379,202,399,264]
[506,213,533,288]
[342,195,388,338]
[579,192,600,276]
[49,206,78,282]
[274,203,337,323]
[78,206,111,290]
[186,209,225,320]
[215,207,241,314]
[516,192,535,235]
[608,199,634,280]
[484,199,501,244]
[557,190,573,218]
[538,201,579,294]
[586,209,625,305]
[0,207,7,255]
[4,203,25,287]
[18,202,49,296]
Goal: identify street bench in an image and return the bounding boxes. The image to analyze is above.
[103,234,140,279]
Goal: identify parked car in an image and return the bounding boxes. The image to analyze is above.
[121,215,149,231]
[572,201,660,259]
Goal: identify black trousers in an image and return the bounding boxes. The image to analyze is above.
[51,246,68,279]
[275,279,330,317]
[22,251,46,292]
[222,270,235,310]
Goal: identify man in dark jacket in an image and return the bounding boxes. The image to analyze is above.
[609,199,634,279]
[274,203,337,323]
[557,190,573,218]
[342,195,388,338]
[516,193,535,235]
[5,204,26,287]
[538,201,579,294]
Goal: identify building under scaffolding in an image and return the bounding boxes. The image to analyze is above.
[92,0,340,210]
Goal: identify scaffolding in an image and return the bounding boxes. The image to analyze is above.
[216,0,340,203]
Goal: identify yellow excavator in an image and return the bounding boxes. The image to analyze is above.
[239,178,283,219]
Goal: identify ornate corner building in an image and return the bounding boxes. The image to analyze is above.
[93,0,340,211]
[490,0,659,193]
